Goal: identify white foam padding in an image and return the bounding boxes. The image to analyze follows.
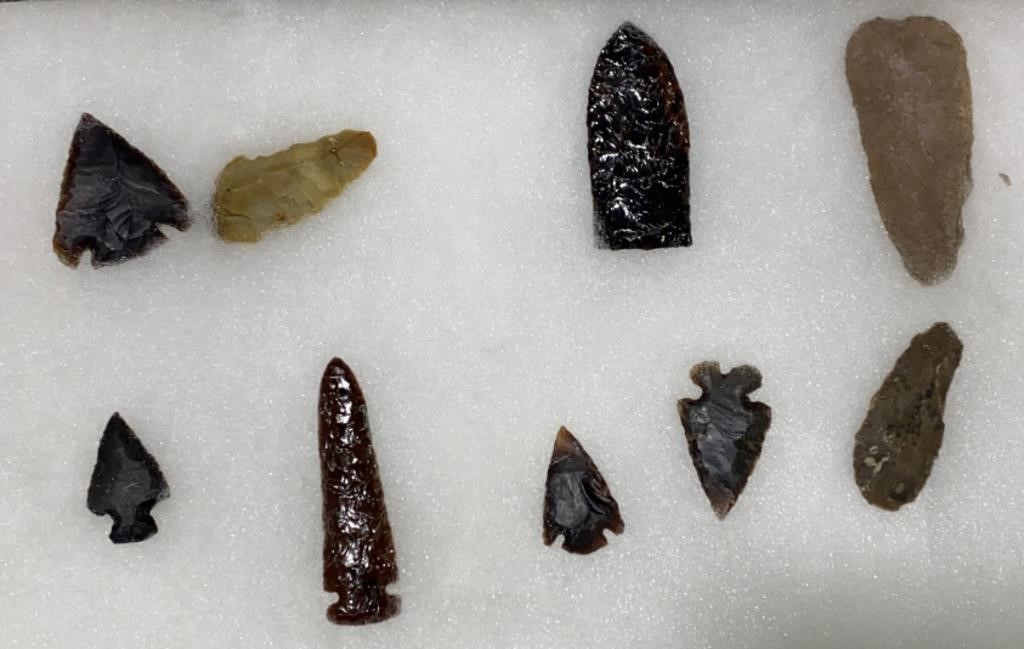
[1,1,1022,647]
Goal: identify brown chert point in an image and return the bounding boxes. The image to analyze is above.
[845,17,973,285]
[853,323,963,511]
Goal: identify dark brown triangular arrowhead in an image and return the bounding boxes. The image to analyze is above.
[845,17,973,285]
[86,413,170,544]
[318,358,400,624]
[543,426,624,554]
[854,323,963,511]
[54,113,190,268]
[587,22,691,249]
[677,363,771,519]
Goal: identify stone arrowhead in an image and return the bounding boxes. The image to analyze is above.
[215,130,376,243]
[587,22,691,250]
[678,363,771,519]
[846,17,973,285]
[543,427,623,555]
[54,113,190,268]
[854,323,963,511]
[87,413,170,544]
[318,357,399,624]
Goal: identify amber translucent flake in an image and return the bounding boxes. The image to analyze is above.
[318,357,399,624]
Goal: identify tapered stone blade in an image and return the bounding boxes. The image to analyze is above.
[86,413,170,544]
[54,113,190,268]
[587,22,691,250]
[854,323,963,511]
[215,130,376,243]
[846,17,973,285]
[678,363,771,519]
[543,427,624,555]
[318,357,399,625]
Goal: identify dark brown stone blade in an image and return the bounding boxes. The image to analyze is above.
[854,323,963,511]
[86,413,169,544]
[845,17,973,285]
[318,357,399,624]
[677,363,771,519]
[587,22,691,250]
[543,427,623,554]
[54,113,190,268]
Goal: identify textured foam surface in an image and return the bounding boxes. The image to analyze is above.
[1,1,1023,648]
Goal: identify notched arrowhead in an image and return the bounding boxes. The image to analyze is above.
[54,113,190,268]
[587,22,691,250]
[543,426,623,554]
[854,323,963,511]
[87,413,170,544]
[678,362,771,519]
[845,17,973,285]
[215,130,376,243]
[318,357,400,624]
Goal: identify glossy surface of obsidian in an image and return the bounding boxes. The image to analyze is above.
[543,427,623,554]
[587,22,691,249]
[678,363,771,519]
[87,413,169,544]
[854,323,963,511]
[54,113,190,267]
[318,358,400,624]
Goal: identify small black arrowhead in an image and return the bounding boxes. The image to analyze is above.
[543,427,624,554]
[54,113,190,268]
[678,362,771,519]
[87,413,170,544]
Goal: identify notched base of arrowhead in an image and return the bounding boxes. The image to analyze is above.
[327,588,400,625]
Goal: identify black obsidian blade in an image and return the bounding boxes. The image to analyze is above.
[54,113,190,268]
[318,358,400,625]
[87,413,170,544]
[543,427,624,554]
[677,363,771,519]
[587,22,691,250]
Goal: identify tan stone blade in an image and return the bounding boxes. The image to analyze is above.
[214,130,376,243]
[845,17,973,285]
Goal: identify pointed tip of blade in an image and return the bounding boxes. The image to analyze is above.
[102,412,134,442]
[707,489,737,520]
[74,112,106,136]
[554,425,577,448]
[323,356,356,380]
[614,21,653,43]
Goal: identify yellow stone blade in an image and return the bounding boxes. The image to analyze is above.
[214,130,376,243]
